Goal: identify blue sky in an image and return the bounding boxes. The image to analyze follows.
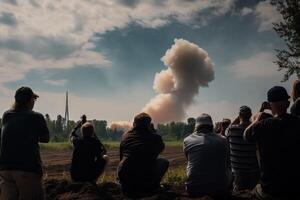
[0,0,296,123]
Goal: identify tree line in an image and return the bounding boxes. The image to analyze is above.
[0,114,197,142]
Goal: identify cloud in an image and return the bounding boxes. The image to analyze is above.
[0,12,17,26]
[0,48,110,85]
[254,0,282,32]
[142,38,215,124]
[0,0,235,89]
[230,51,279,78]
[240,7,253,16]
[109,121,132,132]
[44,79,67,86]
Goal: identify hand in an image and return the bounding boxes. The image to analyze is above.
[260,101,271,112]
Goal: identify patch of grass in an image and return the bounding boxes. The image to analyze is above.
[163,165,186,186]
[40,142,73,151]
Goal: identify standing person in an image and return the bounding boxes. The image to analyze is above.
[226,106,260,191]
[290,79,300,116]
[220,118,231,136]
[244,86,300,199]
[70,121,109,184]
[118,113,169,198]
[0,86,50,200]
[183,113,231,199]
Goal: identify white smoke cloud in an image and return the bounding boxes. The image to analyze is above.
[109,121,132,132]
[142,38,215,124]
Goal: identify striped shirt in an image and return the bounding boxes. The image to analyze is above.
[226,124,259,175]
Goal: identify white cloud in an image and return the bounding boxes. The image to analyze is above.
[254,0,282,32]
[0,48,111,84]
[240,7,253,16]
[230,52,280,78]
[0,0,235,89]
[44,79,67,86]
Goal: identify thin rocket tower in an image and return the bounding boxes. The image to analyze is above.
[64,90,69,128]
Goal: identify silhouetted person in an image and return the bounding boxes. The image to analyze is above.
[70,122,108,183]
[183,113,231,199]
[0,87,49,200]
[244,86,300,199]
[118,113,168,198]
[290,79,300,116]
[226,106,260,191]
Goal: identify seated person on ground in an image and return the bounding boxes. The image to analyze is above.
[226,106,260,191]
[183,113,232,199]
[118,113,169,197]
[70,122,108,183]
[244,86,300,199]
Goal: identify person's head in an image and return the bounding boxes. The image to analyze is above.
[221,118,231,131]
[195,113,214,133]
[81,122,95,138]
[13,86,39,110]
[133,112,152,131]
[214,122,222,133]
[239,106,252,122]
[291,79,300,102]
[267,86,290,116]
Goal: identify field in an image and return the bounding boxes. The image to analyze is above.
[41,142,253,199]
[41,141,186,182]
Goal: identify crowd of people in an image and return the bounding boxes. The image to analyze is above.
[0,79,299,200]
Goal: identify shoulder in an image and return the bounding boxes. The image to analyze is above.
[2,109,13,118]
[31,111,45,118]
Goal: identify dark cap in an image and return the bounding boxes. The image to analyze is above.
[267,86,290,102]
[239,106,251,115]
[14,86,39,104]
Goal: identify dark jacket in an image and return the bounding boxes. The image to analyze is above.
[118,128,164,195]
[70,135,106,182]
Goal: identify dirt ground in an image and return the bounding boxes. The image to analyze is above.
[41,146,186,180]
[42,146,254,199]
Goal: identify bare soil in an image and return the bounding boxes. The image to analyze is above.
[42,146,254,199]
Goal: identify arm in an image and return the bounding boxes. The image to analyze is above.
[244,112,264,142]
[37,114,50,143]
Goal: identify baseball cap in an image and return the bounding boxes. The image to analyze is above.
[195,113,213,126]
[14,86,39,104]
[267,86,290,102]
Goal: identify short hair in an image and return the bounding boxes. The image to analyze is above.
[221,118,231,129]
[292,79,300,102]
[133,113,152,129]
[81,122,94,137]
[239,106,252,121]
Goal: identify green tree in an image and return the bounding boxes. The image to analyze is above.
[271,0,300,81]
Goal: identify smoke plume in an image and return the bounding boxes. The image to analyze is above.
[109,121,132,132]
[142,39,215,124]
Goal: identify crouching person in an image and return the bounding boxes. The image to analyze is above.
[70,122,109,184]
[184,114,232,199]
[118,113,169,198]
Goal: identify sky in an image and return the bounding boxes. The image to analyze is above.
[0,0,296,124]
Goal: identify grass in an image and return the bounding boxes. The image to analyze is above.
[163,165,186,186]
[40,142,73,151]
[40,140,183,151]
